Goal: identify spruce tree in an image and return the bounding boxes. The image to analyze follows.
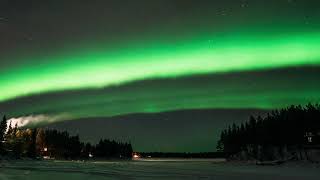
[0,115,8,153]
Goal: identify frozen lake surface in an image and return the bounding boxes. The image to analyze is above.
[1,159,319,180]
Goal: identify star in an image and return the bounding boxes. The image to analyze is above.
[0,17,7,22]
[240,0,248,8]
[220,10,227,16]
[241,3,248,8]
[26,36,33,41]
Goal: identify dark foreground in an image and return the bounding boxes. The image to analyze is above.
[1,159,319,180]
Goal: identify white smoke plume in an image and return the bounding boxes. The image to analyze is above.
[7,114,70,128]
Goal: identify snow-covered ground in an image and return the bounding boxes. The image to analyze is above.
[0,159,319,180]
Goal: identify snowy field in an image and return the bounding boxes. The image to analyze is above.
[1,159,320,180]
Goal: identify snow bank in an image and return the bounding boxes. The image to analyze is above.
[0,159,319,180]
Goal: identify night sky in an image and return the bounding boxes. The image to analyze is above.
[1,0,320,152]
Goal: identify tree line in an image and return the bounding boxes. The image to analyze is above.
[0,116,133,159]
[217,104,320,160]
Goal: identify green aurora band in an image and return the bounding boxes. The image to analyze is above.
[2,66,320,121]
[2,28,320,103]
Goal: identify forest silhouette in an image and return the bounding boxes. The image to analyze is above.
[217,104,320,161]
[0,116,132,160]
[1,104,320,160]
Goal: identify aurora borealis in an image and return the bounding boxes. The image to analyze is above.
[1,30,320,102]
[1,0,320,152]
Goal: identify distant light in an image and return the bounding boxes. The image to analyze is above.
[132,152,140,158]
[43,156,51,159]
[89,153,93,158]
[44,147,48,152]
